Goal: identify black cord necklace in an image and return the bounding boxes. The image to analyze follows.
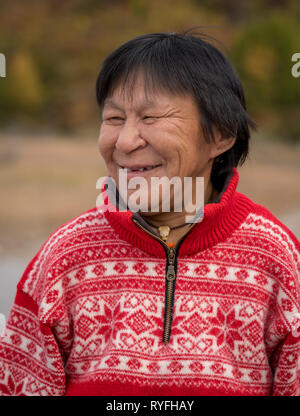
[142,187,217,242]
[143,220,192,242]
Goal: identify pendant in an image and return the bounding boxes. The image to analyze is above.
[158,226,171,242]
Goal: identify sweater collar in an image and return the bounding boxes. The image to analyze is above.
[100,167,252,258]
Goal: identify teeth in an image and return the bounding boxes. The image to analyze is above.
[122,165,159,172]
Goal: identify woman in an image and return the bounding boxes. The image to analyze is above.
[0,31,299,396]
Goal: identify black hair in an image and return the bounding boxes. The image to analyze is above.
[95,29,256,190]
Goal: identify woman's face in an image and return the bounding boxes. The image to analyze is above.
[98,74,222,214]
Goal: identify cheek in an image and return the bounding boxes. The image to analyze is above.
[143,127,176,163]
[98,128,116,159]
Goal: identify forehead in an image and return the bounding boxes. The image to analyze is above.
[104,80,167,109]
[104,68,187,108]
[103,76,196,112]
[103,96,159,112]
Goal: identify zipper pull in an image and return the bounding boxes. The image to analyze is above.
[166,264,175,281]
[166,247,176,281]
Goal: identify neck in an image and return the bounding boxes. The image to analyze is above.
[140,177,216,229]
[103,168,249,256]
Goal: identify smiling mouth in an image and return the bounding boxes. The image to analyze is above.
[119,164,162,173]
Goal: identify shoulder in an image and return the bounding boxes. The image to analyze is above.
[234,193,300,332]
[17,205,110,316]
[235,192,299,296]
[236,192,300,259]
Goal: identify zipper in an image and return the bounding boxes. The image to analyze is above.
[163,246,176,344]
[132,218,197,345]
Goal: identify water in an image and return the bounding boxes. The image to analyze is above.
[0,256,29,318]
[0,313,6,337]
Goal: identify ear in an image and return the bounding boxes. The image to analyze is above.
[209,128,237,160]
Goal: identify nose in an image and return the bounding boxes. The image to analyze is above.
[115,119,147,153]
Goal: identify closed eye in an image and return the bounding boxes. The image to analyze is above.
[104,117,125,124]
[143,115,160,122]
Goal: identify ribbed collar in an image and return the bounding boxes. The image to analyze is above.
[100,168,253,258]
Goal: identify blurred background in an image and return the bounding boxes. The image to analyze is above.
[0,0,300,319]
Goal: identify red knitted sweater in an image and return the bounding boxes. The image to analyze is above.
[0,168,299,396]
